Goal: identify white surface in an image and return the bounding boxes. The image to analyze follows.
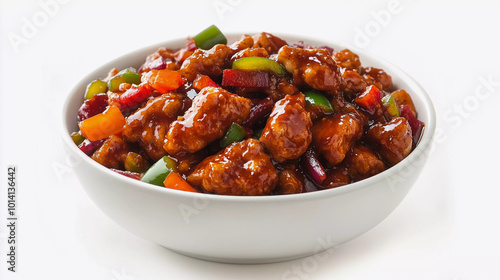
[0,0,499,279]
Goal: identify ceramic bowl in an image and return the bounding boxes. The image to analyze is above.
[61,33,436,264]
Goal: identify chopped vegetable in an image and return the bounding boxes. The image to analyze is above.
[242,96,274,127]
[304,91,334,113]
[186,37,197,51]
[193,24,227,50]
[163,172,199,193]
[108,68,141,92]
[232,57,287,75]
[71,132,85,146]
[124,152,150,173]
[144,69,183,93]
[146,57,166,71]
[174,48,194,64]
[244,127,253,138]
[78,105,126,142]
[141,156,178,187]
[118,83,152,108]
[78,138,105,156]
[391,89,416,117]
[220,122,245,147]
[355,85,382,112]
[400,105,424,147]
[84,79,108,100]
[78,93,109,121]
[222,69,270,88]
[193,74,220,91]
[302,149,326,184]
[381,94,400,118]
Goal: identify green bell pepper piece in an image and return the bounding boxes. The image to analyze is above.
[304,91,334,113]
[382,95,400,118]
[140,156,178,186]
[232,57,287,76]
[108,68,141,92]
[84,79,108,100]
[70,131,85,146]
[220,122,245,147]
[193,25,227,50]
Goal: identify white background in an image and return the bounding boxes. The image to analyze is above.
[1,0,500,279]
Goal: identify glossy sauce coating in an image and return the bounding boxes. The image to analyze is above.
[91,135,129,169]
[260,93,312,162]
[122,93,185,161]
[344,145,386,181]
[164,87,251,155]
[188,138,278,195]
[312,114,363,166]
[277,46,342,94]
[74,31,425,196]
[366,117,413,165]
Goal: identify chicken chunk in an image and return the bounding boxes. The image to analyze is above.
[333,49,361,71]
[187,139,278,195]
[252,32,287,54]
[391,89,417,117]
[229,34,255,53]
[321,167,350,189]
[138,48,180,73]
[361,67,393,92]
[277,46,342,94]
[164,87,251,155]
[366,117,413,165]
[341,69,368,99]
[260,93,312,162]
[231,47,269,62]
[312,114,363,166]
[344,145,386,181]
[122,93,185,161]
[264,76,300,101]
[277,166,304,195]
[179,44,233,81]
[91,135,130,169]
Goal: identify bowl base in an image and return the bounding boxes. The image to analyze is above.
[168,247,324,264]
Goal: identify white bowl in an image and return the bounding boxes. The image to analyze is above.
[61,33,436,264]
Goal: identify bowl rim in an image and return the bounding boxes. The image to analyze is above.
[60,32,436,203]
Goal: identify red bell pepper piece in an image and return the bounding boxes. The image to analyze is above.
[302,149,326,184]
[222,69,270,88]
[355,85,382,113]
[118,83,153,108]
[186,37,197,51]
[193,74,220,91]
[400,105,424,147]
[78,93,109,121]
[242,96,274,127]
[78,139,105,156]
